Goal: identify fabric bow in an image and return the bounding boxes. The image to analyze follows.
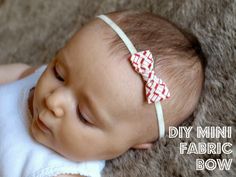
[129,50,170,103]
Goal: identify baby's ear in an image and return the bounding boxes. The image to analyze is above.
[132,143,153,149]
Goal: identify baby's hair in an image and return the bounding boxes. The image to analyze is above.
[103,11,206,127]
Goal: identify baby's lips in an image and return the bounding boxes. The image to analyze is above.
[36,116,52,134]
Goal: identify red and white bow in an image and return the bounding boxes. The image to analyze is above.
[129,50,170,103]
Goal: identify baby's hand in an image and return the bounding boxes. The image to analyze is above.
[0,63,32,84]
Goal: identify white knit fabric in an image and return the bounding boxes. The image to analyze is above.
[0,66,104,177]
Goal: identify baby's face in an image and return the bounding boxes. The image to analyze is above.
[31,19,157,161]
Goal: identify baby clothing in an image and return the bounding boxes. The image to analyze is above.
[0,66,105,177]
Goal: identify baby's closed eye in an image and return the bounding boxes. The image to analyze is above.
[53,62,65,82]
[77,106,93,126]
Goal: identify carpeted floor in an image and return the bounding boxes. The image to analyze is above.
[0,0,235,176]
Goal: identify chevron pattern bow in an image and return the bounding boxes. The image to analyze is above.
[130,50,170,103]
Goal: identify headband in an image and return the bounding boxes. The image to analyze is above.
[97,15,170,139]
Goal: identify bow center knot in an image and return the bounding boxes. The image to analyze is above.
[130,50,170,103]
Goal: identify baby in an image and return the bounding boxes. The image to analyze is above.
[0,11,205,177]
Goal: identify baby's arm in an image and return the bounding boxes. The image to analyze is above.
[0,63,38,84]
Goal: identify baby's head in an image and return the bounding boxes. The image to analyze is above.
[30,11,205,162]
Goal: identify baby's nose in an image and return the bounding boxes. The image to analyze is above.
[45,93,65,118]
[45,88,73,118]
[51,106,64,117]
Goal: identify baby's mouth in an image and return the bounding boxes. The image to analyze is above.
[35,115,51,134]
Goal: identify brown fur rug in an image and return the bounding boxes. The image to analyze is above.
[0,0,235,176]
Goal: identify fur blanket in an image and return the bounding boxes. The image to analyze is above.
[0,0,235,176]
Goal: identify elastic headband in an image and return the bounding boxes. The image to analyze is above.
[97,15,169,139]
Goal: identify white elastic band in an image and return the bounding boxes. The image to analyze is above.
[155,102,165,138]
[97,15,165,138]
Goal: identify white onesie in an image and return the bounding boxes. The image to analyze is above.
[0,66,105,177]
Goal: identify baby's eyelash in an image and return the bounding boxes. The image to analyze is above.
[53,64,64,82]
[77,107,91,125]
